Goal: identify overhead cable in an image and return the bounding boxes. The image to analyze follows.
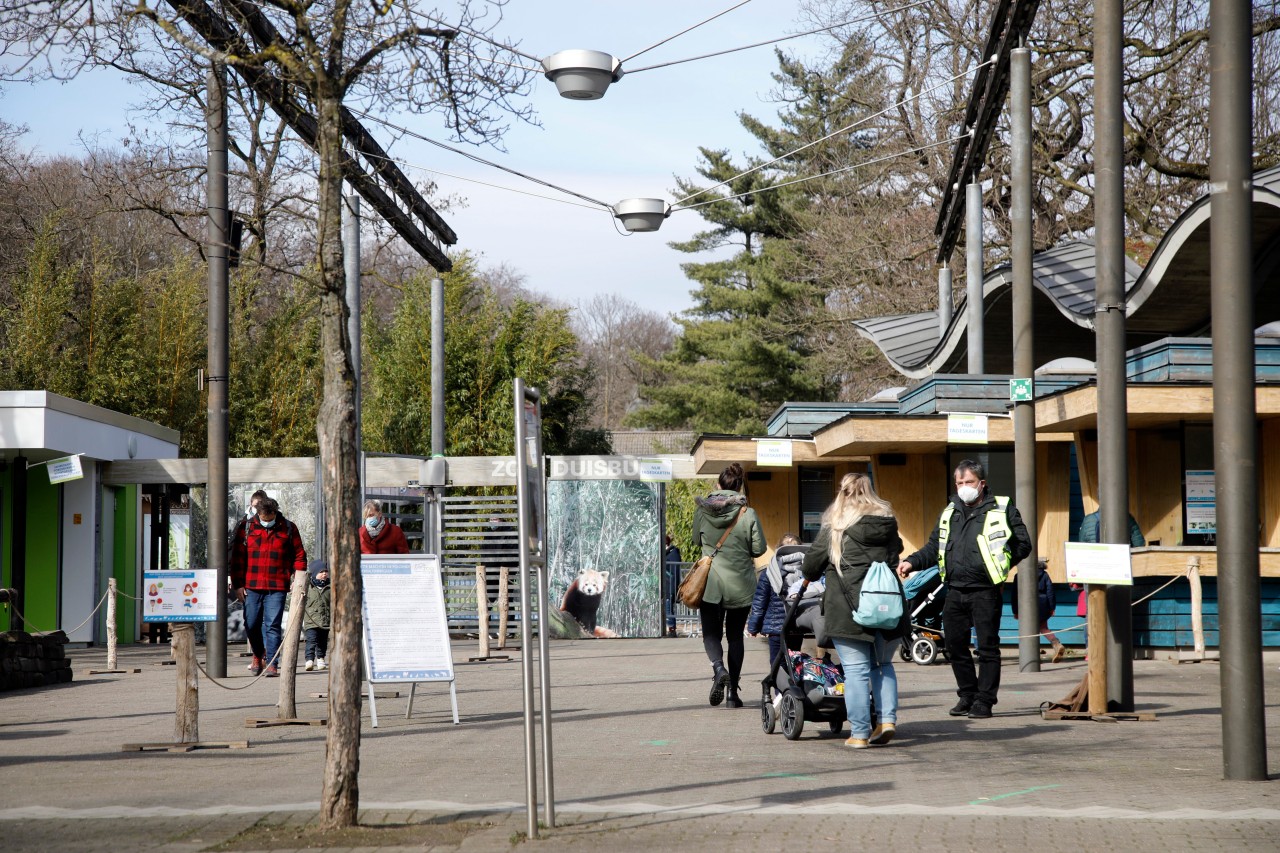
[620,0,754,63]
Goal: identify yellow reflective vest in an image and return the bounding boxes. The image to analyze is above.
[937,496,1014,585]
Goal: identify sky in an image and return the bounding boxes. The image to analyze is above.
[0,0,837,318]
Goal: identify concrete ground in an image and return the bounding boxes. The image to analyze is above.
[1,637,1278,851]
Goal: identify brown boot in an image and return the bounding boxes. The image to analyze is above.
[1051,643,1066,663]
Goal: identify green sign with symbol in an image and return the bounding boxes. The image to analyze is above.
[1009,378,1033,402]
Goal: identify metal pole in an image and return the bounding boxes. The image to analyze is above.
[1210,0,1266,781]
[513,379,538,839]
[343,193,363,500]
[206,65,229,678]
[1010,47,1040,673]
[1095,0,1132,713]
[938,264,953,336]
[537,561,555,828]
[428,275,447,556]
[966,182,985,373]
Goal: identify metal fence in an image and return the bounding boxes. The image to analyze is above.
[439,493,526,637]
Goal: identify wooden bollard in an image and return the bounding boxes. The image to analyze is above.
[1188,556,1205,657]
[106,578,119,672]
[476,565,492,658]
[1087,585,1108,715]
[172,623,199,743]
[497,566,510,649]
[278,570,308,719]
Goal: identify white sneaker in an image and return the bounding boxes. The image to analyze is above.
[304,659,315,671]
[316,658,327,670]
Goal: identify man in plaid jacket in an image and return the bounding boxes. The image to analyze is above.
[230,497,307,676]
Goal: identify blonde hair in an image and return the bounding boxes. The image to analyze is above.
[822,474,894,556]
[362,499,383,519]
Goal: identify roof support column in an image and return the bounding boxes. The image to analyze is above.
[966,183,985,374]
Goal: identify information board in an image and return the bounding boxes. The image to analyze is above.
[1063,542,1134,586]
[360,553,454,682]
[142,570,217,622]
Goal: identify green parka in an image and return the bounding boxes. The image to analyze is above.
[693,490,767,609]
[801,514,907,643]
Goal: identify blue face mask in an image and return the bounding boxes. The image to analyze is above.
[365,516,384,537]
[259,517,277,529]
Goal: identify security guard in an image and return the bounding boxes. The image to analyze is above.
[898,459,1031,719]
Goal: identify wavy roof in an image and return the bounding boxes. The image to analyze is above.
[854,167,1280,379]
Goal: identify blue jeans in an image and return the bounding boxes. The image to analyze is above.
[831,634,899,739]
[244,589,286,666]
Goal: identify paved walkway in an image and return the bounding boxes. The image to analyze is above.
[1,638,1277,851]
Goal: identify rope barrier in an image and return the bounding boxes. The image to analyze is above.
[194,643,285,691]
[5,588,110,636]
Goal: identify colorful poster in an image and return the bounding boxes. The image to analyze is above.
[1185,470,1217,534]
[142,570,216,622]
[546,479,661,638]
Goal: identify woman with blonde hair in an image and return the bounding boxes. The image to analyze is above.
[359,500,410,555]
[801,473,906,748]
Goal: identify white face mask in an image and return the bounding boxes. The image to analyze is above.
[956,485,981,505]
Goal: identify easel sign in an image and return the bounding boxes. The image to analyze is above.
[360,553,459,727]
[1063,542,1133,586]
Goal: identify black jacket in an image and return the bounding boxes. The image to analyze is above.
[801,515,907,643]
[905,492,1032,590]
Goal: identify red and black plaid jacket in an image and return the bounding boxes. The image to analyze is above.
[230,514,307,591]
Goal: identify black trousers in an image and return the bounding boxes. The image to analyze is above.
[700,601,749,684]
[943,586,1004,706]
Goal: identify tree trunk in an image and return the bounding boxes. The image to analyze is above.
[314,86,364,831]
[173,623,199,743]
[278,568,308,718]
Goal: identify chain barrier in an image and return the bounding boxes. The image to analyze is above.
[4,588,110,637]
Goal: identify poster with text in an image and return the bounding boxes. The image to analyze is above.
[361,554,454,682]
[142,570,216,622]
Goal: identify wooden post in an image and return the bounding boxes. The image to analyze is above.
[1087,585,1108,714]
[278,570,307,719]
[106,578,119,672]
[1188,556,1205,657]
[497,566,510,650]
[476,565,491,658]
[173,623,199,743]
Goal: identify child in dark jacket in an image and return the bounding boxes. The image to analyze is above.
[748,535,818,667]
[303,559,331,671]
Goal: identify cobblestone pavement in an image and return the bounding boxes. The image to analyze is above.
[1,639,1277,851]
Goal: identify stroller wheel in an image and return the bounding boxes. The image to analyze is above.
[899,641,913,663]
[761,699,778,734]
[911,636,939,666]
[827,718,844,736]
[780,693,804,741]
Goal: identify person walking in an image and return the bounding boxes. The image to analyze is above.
[303,559,331,671]
[693,462,766,709]
[748,533,811,669]
[359,500,410,555]
[802,474,906,749]
[898,459,1032,719]
[663,535,683,637]
[230,497,308,677]
[1013,558,1065,663]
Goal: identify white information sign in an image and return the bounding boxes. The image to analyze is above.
[1063,542,1133,586]
[639,458,673,482]
[947,413,989,444]
[142,570,217,622]
[361,554,455,682]
[47,454,84,484]
[755,439,793,466]
[1185,469,1217,534]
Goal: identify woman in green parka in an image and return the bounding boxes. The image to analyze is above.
[693,462,767,708]
[802,473,906,749]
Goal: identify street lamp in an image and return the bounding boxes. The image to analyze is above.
[541,50,623,100]
[612,198,669,232]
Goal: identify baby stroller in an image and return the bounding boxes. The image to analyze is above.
[760,578,869,739]
[899,566,946,665]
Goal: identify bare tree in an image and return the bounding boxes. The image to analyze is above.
[575,293,675,430]
[0,0,534,829]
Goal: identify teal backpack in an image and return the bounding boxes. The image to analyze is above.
[844,560,904,631]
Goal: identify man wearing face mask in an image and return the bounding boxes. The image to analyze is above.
[359,500,410,555]
[897,459,1031,719]
[230,497,308,676]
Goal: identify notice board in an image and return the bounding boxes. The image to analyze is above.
[360,553,455,682]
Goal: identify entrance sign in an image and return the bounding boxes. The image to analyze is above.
[947,413,989,444]
[142,569,216,622]
[359,553,458,727]
[755,439,793,466]
[1063,542,1133,586]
